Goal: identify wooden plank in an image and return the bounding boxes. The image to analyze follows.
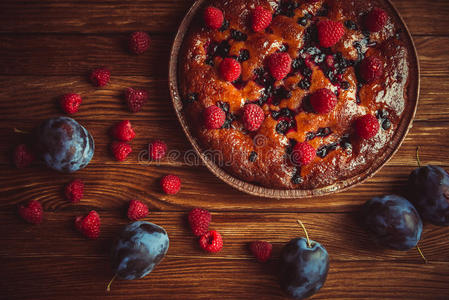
[0,256,448,299]
[0,164,444,212]
[0,76,447,122]
[1,118,448,167]
[0,35,447,76]
[1,211,448,262]
[0,0,448,36]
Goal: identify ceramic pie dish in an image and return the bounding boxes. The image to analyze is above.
[169,0,419,198]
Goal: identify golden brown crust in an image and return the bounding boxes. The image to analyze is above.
[179,0,411,189]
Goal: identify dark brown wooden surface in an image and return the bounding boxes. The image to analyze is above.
[0,0,449,299]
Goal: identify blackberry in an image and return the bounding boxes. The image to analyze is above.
[237,49,250,62]
[230,29,247,41]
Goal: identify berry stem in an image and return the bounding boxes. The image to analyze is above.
[416,245,427,264]
[297,220,311,248]
[106,274,117,292]
[14,128,29,134]
[415,146,421,168]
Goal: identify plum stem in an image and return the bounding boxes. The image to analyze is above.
[106,274,117,292]
[297,220,311,248]
[416,147,421,167]
[417,245,427,264]
[14,128,30,134]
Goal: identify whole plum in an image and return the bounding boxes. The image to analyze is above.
[111,221,169,280]
[279,237,329,299]
[360,195,422,250]
[35,116,94,173]
[408,165,449,226]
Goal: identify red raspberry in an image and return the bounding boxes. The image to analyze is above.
[124,87,148,113]
[127,200,149,220]
[310,88,338,114]
[112,120,136,142]
[128,31,151,54]
[251,6,272,32]
[219,58,241,82]
[188,208,211,237]
[291,142,316,166]
[65,179,84,203]
[364,8,388,32]
[203,105,225,129]
[148,140,167,160]
[267,52,292,81]
[203,6,224,30]
[90,68,110,87]
[161,174,181,195]
[75,210,100,239]
[317,20,345,48]
[60,93,82,114]
[359,56,383,83]
[355,114,380,139]
[111,141,132,161]
[18,200,43,224]
[199,230,223,253]
[250,241,272,263]
[13,144,35,168]
[242,104,265,131]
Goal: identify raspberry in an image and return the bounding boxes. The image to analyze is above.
[188,208,211,237]
[161,174,181,195]
[242,104,265,131]
[112,120,136,142]
[65,179,84,203]
[250,241,272,262]
[124,87,148,113]
[267,52,292,81]
[127,200,149,220]
[358,56,383,83]
[199,230,223,253]
[60,93,82,114]
[204,6,224,30]
[291,142,316,166]
[128,31,151,54]
[90,68,110,87]
[219,58,241,82]
[251,6,272,32]
[364,8,388,32]
[111,141,132,161]
[148,140,167,160]
[75,210,100,239]
[13,144,35,168]
[203,105,226,129]
[317,20,345,48]
[310,88,338,114]
[355,114,380,139]
[18,200,43,224]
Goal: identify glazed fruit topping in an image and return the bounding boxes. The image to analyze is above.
[275,0,299,18]
[364,8,388,32]
[317,20,345,48]
[358,56,383,83]
[310,88,338,114]
[266,52,292,81]
[242,104,265,131]
[219,57,242,82]
[291,142,316,166]
[204,6,224,30]
[355,114,379,139]
[251,6,272,32]
[203,105,226,129]
[230,29,247,41]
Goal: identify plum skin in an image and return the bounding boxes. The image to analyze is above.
[279,237,329,299]
[360,195,423,250]
[408,165,449,226]
[111,221,169,280]
[35,116,94,173]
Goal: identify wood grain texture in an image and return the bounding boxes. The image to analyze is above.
[0,0,448,35]
[1,76,449,121]
[0,35,448,76]
[1,0,449,298]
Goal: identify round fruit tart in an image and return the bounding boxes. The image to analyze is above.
[177,0,417,191]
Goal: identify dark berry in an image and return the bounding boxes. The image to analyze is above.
[230,29,247,41]
[183,93,198,104]
[219,19,230,32]
[344,20,358,30]
[340,81,350,90]
[382,118,391,130]
[237,49,250,62]
[249,151,258,162]
[298,79,311,90]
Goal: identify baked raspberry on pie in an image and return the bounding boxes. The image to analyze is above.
[178,0,417,190]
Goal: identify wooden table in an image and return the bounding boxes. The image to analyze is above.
[1,0,449,299]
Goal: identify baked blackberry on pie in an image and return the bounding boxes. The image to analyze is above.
[177,0,416,190]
